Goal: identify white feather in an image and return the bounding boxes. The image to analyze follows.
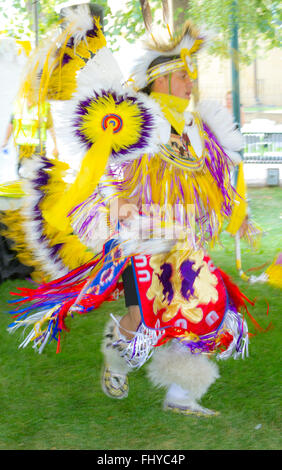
[197,100,243,165]
[127,25,207,90]
[19,157,69,279]
[76,47,124,97]
[61,5,93,45]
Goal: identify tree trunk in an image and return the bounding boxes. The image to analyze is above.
[171,0,190,30]
[25,0,33,15]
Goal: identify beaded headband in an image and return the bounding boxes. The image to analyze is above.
[146,43,201,86]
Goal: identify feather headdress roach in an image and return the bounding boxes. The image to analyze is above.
[129,1,206,90]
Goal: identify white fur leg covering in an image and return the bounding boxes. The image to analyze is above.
[147,341,220,402]
[101,317,131,375]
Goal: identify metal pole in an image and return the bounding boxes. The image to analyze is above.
[230,0,240,129]
[32,0,40,149]
[230,0,242,191]
[230,1,249,281]
[33,0,39,47]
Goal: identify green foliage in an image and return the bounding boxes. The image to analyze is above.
[176,0,282,63]
[0,0,281,60]
[104,0,162,50]
[37,0,60,35]
[0,0,31,39]
[0,0,59,39]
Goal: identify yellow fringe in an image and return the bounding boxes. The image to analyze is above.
[0,182,25,198]
[265,255,282,289]
[111,151,230,243]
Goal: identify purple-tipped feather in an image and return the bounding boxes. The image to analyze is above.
[72,90,156,158]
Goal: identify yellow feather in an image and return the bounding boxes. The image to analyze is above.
[0,182,25,197]
[80,95,143,152]
[226,162,247,235]
[265,255,282,289]
[0,160,94,281]
[42,126,114,232]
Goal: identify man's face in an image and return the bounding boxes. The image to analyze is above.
[152,69,193,100]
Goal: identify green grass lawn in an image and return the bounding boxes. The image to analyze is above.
[0,187,281,451]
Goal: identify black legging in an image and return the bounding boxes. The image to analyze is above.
[121,263,139,308]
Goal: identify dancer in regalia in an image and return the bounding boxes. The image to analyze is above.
[7,3,264,417]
